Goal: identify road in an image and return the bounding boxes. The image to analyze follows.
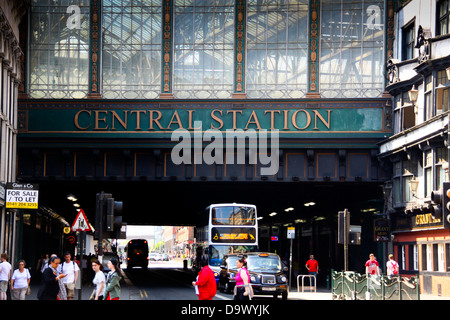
[123,259,276,300]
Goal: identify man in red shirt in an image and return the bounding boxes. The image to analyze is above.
[305,255,319,287]
[365,253,380,275]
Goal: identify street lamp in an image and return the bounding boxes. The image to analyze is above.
[409,178,419,198]
[408,85,419,114]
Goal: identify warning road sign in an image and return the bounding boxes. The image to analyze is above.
[72,209,92,232]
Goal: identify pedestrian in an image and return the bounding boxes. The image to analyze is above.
[0,253,12,300]
[233,257,253,300]
[305,254,319,287]
[365,253,380,276]
[192,257,216,300]
[57,252,79,300]
[37,256,67,300]
[41,253,56,273]
[90,260,105,300]
[386,254,399,278]
[10,260,31,300]
[104,258,123,300]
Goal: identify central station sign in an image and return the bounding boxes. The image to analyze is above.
[18,100,390,139]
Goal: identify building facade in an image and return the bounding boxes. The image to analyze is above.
[0,0,26,267]
[378,0,450,296]
[15,0,397,277]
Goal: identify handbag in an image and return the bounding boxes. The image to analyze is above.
[26,269,31,295]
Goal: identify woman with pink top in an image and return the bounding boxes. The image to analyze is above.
[233,257,251,300]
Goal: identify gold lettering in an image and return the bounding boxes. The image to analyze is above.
[94,110,109,130]
[187,110,201,130]
[292,110,311,130]
[111,110,128,130]
[210,109,224,130]
[166,110,183,129]
[244,110,262,130]
[130,110,146,130]
[227,110,243,130]
[283,110,289,130]
[416,213,441,225]
[264,110,281,130]
[149,110,164,130]
[313,110,332,130]
[74,110,91,130]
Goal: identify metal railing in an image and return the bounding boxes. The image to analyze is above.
[331,270,420,300]
[297,275,317,293]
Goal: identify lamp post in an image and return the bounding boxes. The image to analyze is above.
[408,85,419,114]
[409,178,419,198]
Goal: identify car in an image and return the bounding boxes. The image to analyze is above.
[219,252,288,300]
[155,253,163,261]
[149,252,158,261]
[162,254,169,261]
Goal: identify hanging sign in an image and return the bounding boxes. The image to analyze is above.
[6,183,39,209]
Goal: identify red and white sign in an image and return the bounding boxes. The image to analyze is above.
[72,209,92,232]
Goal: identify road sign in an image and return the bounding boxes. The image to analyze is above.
[287,227,295,239]
[72,209,92,232]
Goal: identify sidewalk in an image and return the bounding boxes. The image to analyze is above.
[288,287,450,300]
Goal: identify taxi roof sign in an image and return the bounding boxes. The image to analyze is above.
[72,209,92,232]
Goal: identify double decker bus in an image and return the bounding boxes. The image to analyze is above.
[193,203,258,281]
[125,239,149,271]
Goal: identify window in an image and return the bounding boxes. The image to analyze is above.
[438,0,450,36]
[320,0,385,98]
[211,206,256,225]
[402,21,415,61]
[401,245,406,270]
[436,70,450,115]
[413,244,419,270]
[393,161,402,204]
[246,0,308,99]
[173,0,234,99]
[102,0,162,99]
[402,161,417,202]
[438,243,445,272]
[446,243,450,271]
[424,75,434,119]
[29,0,90,98]
[393,91,414,134]
[393,160,418,204]
[436,147,448,189]
[424,150,432,198]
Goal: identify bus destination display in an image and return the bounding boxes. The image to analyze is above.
[211,227,257,243]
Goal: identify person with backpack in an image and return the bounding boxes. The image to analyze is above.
[386,254,399,279]
[57,252,79,300]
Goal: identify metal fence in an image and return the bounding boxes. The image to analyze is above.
[331,270,420,300]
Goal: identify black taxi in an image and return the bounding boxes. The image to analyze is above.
[219,252,288,300]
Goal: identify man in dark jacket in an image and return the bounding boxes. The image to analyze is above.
[38,256,67,300]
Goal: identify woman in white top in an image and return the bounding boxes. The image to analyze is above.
[11,260,31,300]
[90,260,106,300]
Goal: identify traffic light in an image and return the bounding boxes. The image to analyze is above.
[106,197,123,232]
[430,188,443,219]
[442,182,450,228]
[338,209,349,244]
[95,192,124,240]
